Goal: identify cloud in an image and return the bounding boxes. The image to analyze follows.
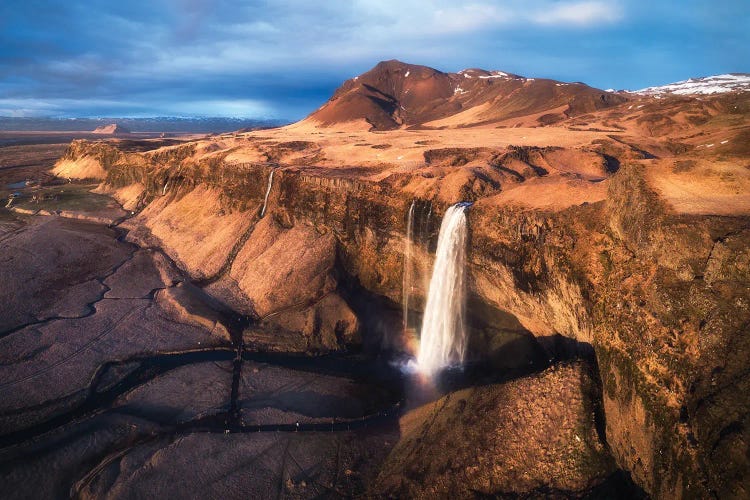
[347,1,624,35]
[533,1,623,26]
[0,97,130,117]
[0,96,275,119]
[339,1,622,37]
[401,3,512,35]
[167,99,273,117]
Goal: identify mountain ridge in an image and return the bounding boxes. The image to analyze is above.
[305,60,627,131]
[304,60,750,131]
[633,73,750,96]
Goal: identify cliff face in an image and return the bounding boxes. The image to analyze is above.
[470,166,750,497]
[598,171,750,498]
[60,129,749,498]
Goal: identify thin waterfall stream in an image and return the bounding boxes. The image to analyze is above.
[259,169,275,218]
[402,200,432,337]
[420,202,432,309]
[402,201,415,332]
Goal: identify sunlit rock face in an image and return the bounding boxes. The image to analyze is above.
[373,362,619,498]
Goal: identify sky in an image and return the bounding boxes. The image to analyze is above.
[1,0,748,120]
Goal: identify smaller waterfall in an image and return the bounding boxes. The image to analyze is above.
[416,202,471,376]
[402,201,416,331]
[162,180,169,196]
[259,170,275,218]
[419,202,432,301]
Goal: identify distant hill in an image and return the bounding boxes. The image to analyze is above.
[92,123,131,135]
[304,60,627,130]
[0,117,286,133]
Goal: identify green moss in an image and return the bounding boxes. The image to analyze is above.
[595,343,702,494]
[14,184,114,213]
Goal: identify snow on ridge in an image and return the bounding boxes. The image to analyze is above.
[636,73,750,95]
[457,68,522,80]
[479,71,509,79]
[703,74,750,82]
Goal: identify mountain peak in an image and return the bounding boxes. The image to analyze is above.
[305,61,626,130]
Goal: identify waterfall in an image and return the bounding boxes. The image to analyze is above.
[162,180,169,196]
[416,202,471,375]
[419,202,432,303]
[402,201,416,331]
[259,169,275,218]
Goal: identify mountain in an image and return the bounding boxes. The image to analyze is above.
[304,60,627,130]
[635,73,750,95]
[92,123,131,135]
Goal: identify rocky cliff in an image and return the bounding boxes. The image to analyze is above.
[57,133,749,498]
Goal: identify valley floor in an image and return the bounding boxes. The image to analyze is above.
[0,212,401,499]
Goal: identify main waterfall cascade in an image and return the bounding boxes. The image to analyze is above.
[259,169,275,218]
[416,202,471,376]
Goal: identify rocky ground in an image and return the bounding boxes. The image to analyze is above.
[375,362,627,498]
[0,210,402,499]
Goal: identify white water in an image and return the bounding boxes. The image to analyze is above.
[416,202,471,376]
[259,170,275,218]
[402,200,416,331]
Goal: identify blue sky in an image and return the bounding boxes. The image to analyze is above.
[1,0,747,119]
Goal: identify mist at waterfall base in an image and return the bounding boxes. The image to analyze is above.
[397,202,471,379]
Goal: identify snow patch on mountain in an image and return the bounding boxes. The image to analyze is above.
[636,74,750,95]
